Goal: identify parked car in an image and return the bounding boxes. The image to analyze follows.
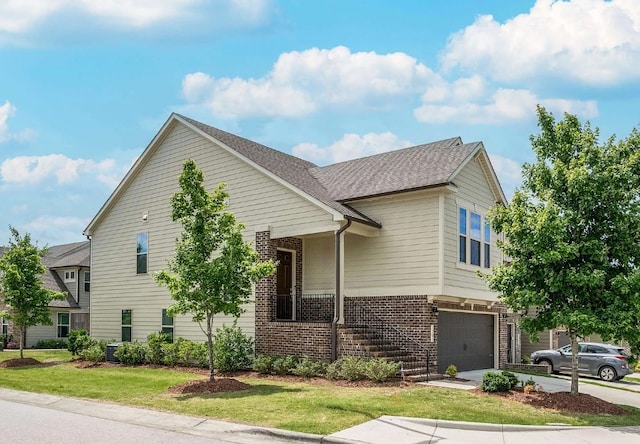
[530,342,632,381]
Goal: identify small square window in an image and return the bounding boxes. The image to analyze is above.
[64,271,76,282]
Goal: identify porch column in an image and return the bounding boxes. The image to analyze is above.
[332,219,351,361]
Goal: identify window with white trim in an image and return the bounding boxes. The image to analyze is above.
[1,317,8,336]
[84,271,90,292]
[162,309,174,342]
[122,309,132,342]
[64,270,76,282]
[458,206,491,269]
[136,232,148,274]
[57,312,70,338]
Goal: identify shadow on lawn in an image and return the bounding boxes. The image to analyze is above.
[174,383,304,401]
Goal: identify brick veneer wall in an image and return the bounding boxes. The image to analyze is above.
[254,231,332,360]
[343,295,439,372]
[343,296,508,372]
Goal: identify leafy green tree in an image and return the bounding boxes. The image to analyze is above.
[154,159,275,381]
[485,106,640,395]
[0,227,64,358]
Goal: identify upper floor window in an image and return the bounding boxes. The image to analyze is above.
[458,206,491,269]
[136,232,148,274]
[64,270,76,282]
[84,271,90,292]
[484,217,491,268]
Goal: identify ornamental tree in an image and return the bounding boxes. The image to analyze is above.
[154,159,275,381]
[0,227,64,358]
[485,106,640,395]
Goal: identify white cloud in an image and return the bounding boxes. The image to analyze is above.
[182,46,436,118]
[19,216,90,245]
[414,78,598,125]
[0,101,36,144]
[442,0,640,85]
[0,0,274,45]
[1,154,117,186]
[488,153,523,200]
[292,132,414,164]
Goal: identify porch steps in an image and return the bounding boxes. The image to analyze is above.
[339,326,430,382]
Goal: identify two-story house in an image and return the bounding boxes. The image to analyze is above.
[84,114,509,374]
[0,241,90,347]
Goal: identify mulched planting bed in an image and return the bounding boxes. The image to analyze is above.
[168,378,251,394]
[0,358,42,368]
[474,387,630,415]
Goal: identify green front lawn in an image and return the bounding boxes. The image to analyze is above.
[1,350,640,434]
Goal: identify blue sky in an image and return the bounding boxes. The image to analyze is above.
[1,0,639,246]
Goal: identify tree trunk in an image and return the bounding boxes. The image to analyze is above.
[19,325,24,359]
[570,332,579,395]
[206,315,215,382]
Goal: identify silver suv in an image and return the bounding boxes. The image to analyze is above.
[530,342,633,381]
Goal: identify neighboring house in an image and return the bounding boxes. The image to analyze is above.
[84,113,509,374]
[0,241,90,347]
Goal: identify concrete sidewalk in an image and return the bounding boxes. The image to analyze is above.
[2,385,640,443]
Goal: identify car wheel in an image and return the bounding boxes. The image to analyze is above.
[598,366,617,382]
[538,359,554,373]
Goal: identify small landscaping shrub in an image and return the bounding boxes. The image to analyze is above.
[481,371,513,392]
[114,341,147,365]
[80,344,106,364]
[213,322,255,372]
[364,358,400,382]
[146,332,172,365]
[445,364,458,378]
[162,337,184,366]
[501,370,520,388]
[521,355,531,364]
[253,355,275,374]
[178,340,208,367]
[67,329,90,355]
[272,355,300,375]
[34,338,68,349]
[523,383,536,394]
[291,356,327,378]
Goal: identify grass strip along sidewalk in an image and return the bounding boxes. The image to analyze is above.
[1,350,640,435]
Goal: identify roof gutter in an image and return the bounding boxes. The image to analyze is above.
[331,218,352,362]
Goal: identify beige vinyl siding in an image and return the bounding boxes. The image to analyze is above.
[521,330,553,358]
[302,235,335,292]
[25,312,57,347]
[443,156,501,299]
[90,122,335,341]
[343,192,440,295]
[78,268,90,310]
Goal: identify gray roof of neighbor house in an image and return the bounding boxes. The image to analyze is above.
[42,241,90,309]
[0,241,89,309]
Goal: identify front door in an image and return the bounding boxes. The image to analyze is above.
[276,250,293,320]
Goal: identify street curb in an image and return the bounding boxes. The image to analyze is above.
[393,416,574,432]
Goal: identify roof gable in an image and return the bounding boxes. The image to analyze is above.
[85,113,507,236]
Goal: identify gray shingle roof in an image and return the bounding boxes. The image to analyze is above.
[177,115,485,226]
[311,139,480,201]
[0,241,88,309]
[177,115,381,227]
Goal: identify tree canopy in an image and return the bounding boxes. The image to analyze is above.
[485,106,640,394]
[0,227,64,358]
[154,159,275,381]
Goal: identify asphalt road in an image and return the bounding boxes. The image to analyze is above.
[0,398,292,444]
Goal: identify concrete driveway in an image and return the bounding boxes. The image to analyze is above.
[452,369,640,409]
